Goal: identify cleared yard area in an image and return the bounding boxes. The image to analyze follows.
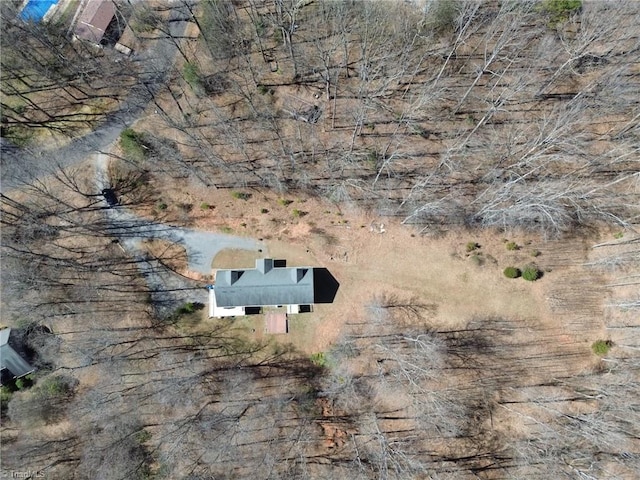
[195,186,598,355]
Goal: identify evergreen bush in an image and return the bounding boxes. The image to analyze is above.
[522,265,541,281]
[503,267,521,278]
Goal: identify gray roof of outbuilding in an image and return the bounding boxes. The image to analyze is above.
[214,259,315,307]
[1,328,35,379]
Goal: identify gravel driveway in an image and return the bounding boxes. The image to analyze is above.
[97,155,262,275]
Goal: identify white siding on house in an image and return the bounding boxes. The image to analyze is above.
[209,288,245,318]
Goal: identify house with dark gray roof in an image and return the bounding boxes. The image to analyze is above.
[209,259,315,318]
[1,328,35,385]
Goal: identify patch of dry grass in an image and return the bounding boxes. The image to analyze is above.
[211,248,264,270]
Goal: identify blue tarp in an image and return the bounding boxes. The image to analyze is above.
[20,0,58,22]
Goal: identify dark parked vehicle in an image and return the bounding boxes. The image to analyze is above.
[101,188,119,207]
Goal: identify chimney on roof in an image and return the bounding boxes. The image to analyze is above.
[256,258,274,274]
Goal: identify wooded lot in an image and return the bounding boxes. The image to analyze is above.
[1,1,638,478]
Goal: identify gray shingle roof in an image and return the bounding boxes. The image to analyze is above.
[1,328,35,380]
[214,259,314,307]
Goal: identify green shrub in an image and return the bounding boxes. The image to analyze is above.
[1,386,13,409]
[231,191,251,200]
[157,201,168,210]
[120,128,146,162]
[2,124,33,147]
[522,265,541,281]
[292,209,306,218]
[466,242,480,252]
[8,375,77,426]
[278,198,293,206]
[254,17,266,36]
[1,385,12,416]
[200,202,210,210]
[503,267,521,278]
[178,302,196,315]
[273,28,283,44]
[183,62,203,92]
[257,84,269,95]
[366,151,378,168]
[541,0,582,25]
[613,232,624,239]
[506,241,519,251]
[38,375,73,398]
[176,302,204,317]
[260,208,269,214]
[592,339,613,356]
[135,429,152,444]
[531,250,541,257]
[310,352,327,367]
[15,376,33,390]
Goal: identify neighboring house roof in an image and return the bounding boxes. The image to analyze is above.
[0,328,35,380]
[214,259,315,308]
[74,0,116,44]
